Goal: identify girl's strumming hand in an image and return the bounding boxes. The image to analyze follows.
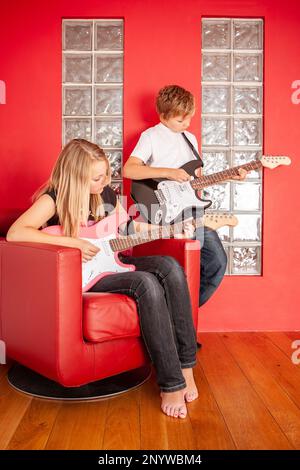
[75,239,100,263]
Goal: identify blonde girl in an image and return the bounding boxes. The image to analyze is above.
[7,139,199,419]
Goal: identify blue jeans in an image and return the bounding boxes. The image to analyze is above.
[196,226,227,306]
[89,255,197,393]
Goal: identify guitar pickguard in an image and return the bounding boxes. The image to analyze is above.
[43,212,136,292]
[81,235,134,291]
[157,180,212,224]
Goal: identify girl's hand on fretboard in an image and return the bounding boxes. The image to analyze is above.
[174,218,195,239]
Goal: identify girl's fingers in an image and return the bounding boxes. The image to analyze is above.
[84,253,95,261]
[184,222,194,231]
[183,221,195,238]
[88,247,100,255]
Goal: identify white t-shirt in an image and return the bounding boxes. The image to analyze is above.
[130,122,199,168]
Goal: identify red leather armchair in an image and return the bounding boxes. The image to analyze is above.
[0,213,200,399]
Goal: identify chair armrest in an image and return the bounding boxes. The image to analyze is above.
[132,239,200,330]
[0,241,93,384]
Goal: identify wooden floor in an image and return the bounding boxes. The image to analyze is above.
[1,332,300,450]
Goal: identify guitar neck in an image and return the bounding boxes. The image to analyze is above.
[109,218,203,252]
[190,160,262,189]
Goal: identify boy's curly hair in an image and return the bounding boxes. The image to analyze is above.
[156,85,195,119]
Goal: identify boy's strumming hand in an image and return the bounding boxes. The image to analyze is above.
[165,168,191,182]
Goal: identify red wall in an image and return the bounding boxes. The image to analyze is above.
[1,0,300,331]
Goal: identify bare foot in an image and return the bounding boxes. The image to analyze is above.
[182,368,199,403]
[160,390,187,418]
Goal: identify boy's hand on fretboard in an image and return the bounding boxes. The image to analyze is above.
[196,167,248,180]
[230,167,249,181]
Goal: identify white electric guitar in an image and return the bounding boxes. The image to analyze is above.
[131,155,291,224]
[43,212,238,292]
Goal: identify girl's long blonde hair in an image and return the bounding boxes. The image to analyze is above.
[34,139,111,237]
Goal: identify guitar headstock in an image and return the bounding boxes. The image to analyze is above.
[203,213,238,230]
[261,155,291,169]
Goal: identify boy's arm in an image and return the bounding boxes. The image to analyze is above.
[123,156,192,183]
[124,156,168,179]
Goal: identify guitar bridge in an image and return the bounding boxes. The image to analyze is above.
[154,189,166,204]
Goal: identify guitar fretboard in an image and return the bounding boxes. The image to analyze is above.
[191,160,262,189]
[109,218,204,252]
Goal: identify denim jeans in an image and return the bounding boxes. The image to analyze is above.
[195,225,228,306]
[89,255,197,393]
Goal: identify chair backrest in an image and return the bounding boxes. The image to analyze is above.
[0,209,24,237]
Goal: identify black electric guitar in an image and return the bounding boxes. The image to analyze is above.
[131,156,291,225]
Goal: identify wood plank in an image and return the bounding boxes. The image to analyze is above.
[197,333,292,450]
[165,401,196,450]
[140,367,197,450]
[164,416,195,450]
[140,372,169,450]
[45,400,109,450]
[188,361,236,450]
[2,333,300,450]
[237,333,300,410]
[0,360,13,381]
[285,331,300,342]
[221,333,300,448]
[102,389,141,450]
[263,332,299,359]
[0,375,32,449]
[5,398,61,450]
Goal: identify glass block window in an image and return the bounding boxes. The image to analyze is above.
[201,19,263,275]
[63,19,124,194]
